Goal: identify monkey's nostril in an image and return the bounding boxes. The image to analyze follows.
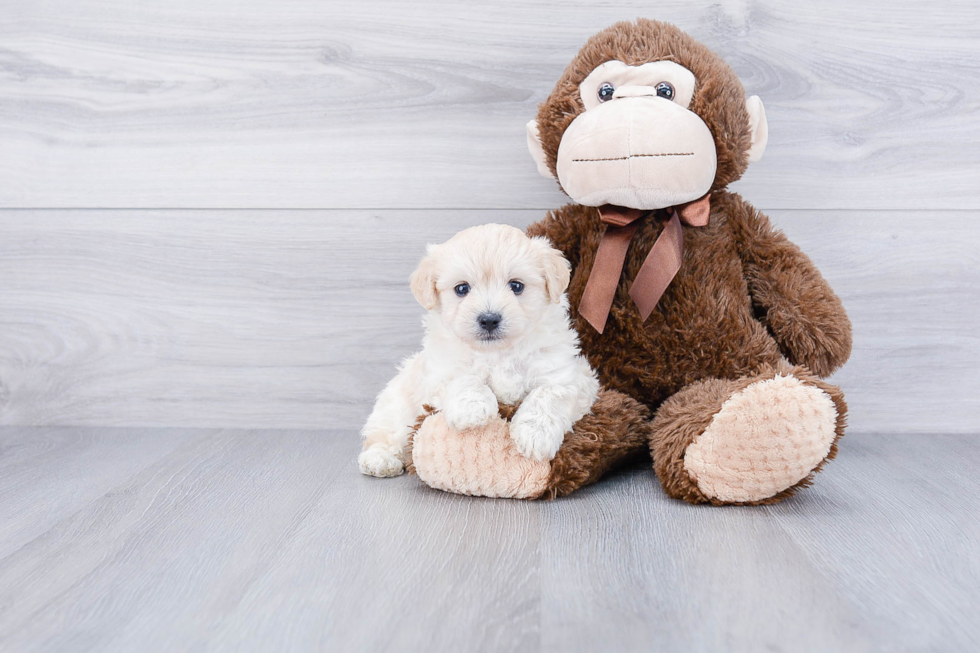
[477,312,502,332]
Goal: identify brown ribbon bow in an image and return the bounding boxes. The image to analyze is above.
[578,194,711,333]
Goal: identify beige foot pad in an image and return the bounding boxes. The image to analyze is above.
[410,412,551,499]
[684,374,838,503]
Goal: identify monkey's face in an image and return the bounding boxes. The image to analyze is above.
[556,60,716,209]
[527,20,769,211]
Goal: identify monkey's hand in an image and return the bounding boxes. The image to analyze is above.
[730,197,852,378]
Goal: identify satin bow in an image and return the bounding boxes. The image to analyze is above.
[578,194,711,333]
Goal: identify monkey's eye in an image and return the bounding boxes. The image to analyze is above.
[597,82,616,102]
[655,82,675,100]
[454,283,470,297]
[509,280,524,295]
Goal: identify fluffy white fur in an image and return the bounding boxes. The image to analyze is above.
[359,223,600,478]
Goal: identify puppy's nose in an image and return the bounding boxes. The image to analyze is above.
[477,312,502,332]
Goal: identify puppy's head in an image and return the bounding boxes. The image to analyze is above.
[410,224,570,349]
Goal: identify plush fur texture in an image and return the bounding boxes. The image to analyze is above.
[528,193,852,395]
[685,373,839,502]
[541,389,654,499]
[522,20,852,504]
[404,391,654,499]
[525,194,851,503]
[359,224,599,478]
[649,363,847,505]
[408,407,552,499]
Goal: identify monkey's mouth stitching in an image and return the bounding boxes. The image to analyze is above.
[572,152,694,162]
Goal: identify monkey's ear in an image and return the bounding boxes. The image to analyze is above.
[409,246,439,310]
[526,120,557,179]
[745,96,769,163]
[532,237,571,304]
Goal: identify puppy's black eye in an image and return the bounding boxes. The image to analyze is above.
[509,280,524,295]
[597,82,615,102]
[454,283,470,297]
[655,82,674,100]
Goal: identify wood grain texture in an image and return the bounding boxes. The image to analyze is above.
[540,433,980,652]
[0,428,977,651]
[1,209,977,433]
[0,0,977,209]
[0,426,202,559]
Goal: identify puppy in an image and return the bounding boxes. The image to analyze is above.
[358,223,600,478]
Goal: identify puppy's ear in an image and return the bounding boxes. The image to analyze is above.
[409,245,439,310]
[532,237,571,304]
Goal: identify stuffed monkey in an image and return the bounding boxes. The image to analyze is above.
[409,19,851,505]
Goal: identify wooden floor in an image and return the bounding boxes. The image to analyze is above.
[0,429,976,652]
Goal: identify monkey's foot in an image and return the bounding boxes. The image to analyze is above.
[409,412,552,499]
[683,374,839,503]
[406,390,654,500]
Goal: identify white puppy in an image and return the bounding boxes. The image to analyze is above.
[358,223,600,478]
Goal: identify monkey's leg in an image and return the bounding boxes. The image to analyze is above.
[541,389,653,499]
[406,390,653,499]
[650,363,846,505]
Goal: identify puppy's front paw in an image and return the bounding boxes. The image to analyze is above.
[510,410,566,462]
[443,386,499,431]
[358,443,405,477]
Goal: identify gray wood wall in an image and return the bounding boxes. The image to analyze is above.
[1,1,978,434]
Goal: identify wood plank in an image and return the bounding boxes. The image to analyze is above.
[1,209,977,433]
[206,450,541,652]
[0,428,340,649]
[0,1,977,209]
[540,470,875,651]
[766,434,980,650]
[0,428,542,651]
[0,428,976,650]
[0,426,203,560]
[541,433,980,652]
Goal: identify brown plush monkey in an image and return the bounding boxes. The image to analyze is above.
[409,19,850,505]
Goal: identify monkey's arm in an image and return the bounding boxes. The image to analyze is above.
[526,205,585,272]
[728,195,852,378]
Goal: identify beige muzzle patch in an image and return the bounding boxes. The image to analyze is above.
[556,97,717,209]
